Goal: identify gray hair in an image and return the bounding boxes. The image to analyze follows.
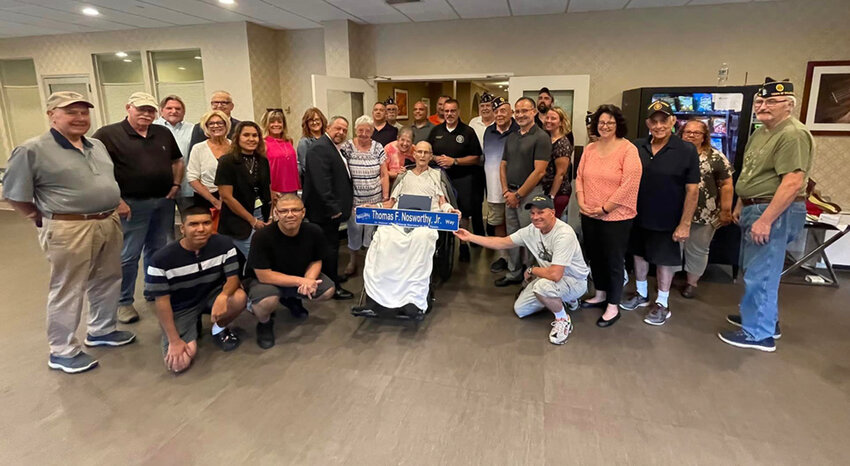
[329,115,348,126]
[787,95,798,109]
[398,126,414,140]
[354,114,374,128]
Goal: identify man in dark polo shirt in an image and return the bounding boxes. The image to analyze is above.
[410,100,434,144]
[498,97,550,286]
[385,96,403,130]
[189,90,240,148]
[244,194,335,349]
[427,98,483,262]
[5,91,135,374]
[719,78,813,352]
[371,101,398,147]
[621,100,699,327]
[93,91,183,325]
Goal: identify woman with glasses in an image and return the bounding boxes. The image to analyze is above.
[187,110,231,217]
[541,106,573,219]
[261,109,299,197]
[297,108,327,177]
[575,104,642,327]
[679,119,734,299]
[215,121,272,258]
[340,115,390,281]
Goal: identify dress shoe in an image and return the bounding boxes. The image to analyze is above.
[333,287,354,300]
[490,257,508,273]
[495,276,523,287]
[580,300,607,309]
[681,284,696,299]
[596,311,621,328]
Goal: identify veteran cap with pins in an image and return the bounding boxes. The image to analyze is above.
[758,77,795,98]
[491,96,509,111]
[647,99,674,117]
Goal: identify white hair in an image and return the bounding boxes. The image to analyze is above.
[788,95,797,108]
[354,114,374,128]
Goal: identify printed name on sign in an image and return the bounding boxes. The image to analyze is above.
[354,207,460,231]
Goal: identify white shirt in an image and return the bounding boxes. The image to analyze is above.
[390,167,451,212]
[468,116,492,148]
[509,219,589,280]
[154,117,195,196]
[186,140,227,192]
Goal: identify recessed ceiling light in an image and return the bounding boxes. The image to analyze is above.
[123,59,132,63]
[218,0,235,5]
[194,56,202,60]
[82,7,100,16]
[178,66,186,70]
[115,51,128,58]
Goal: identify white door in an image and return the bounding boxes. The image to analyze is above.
[508,75,590,145]
[312,75,376,138]
[43,75,100,133]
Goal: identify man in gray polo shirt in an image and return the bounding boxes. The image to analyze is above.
[4,91,136,374]
[497,97,550,286]
[410,100,434,144]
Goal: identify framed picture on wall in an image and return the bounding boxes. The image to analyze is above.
[800,60,850,135]
[421,97,431,115]
[394,88,409,120]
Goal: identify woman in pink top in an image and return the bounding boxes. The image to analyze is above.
[261,109,300,197]
[575,104,642,327]
[383,126,414,183]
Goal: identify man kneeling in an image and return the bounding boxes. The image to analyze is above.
[454,195,588,344]
[146,206,247,373]
[244,193,335,349]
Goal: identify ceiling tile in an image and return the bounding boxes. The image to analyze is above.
[135,0,257,24]
[566,0,628,13]
[448,0,511,19]
[394,0,460,22]
[626,0,689,8]
[3,4,135,30]
[82,0,212,26]
[0,10,90,33]
[327,0,411,23]
[263,0,359,22]
[508,0,568,16]
[20,0,174,28]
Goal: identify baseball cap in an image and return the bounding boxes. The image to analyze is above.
[46,91,93,111]
[127,91,158,109]
[524,195,555,211]
[647,100,674,117]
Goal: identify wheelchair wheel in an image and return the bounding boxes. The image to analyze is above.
[436,230,455,282]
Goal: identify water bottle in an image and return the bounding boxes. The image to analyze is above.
[717,63,729,86]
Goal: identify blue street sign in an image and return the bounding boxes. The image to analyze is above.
[354,207,460,231]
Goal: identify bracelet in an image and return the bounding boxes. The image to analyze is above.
[172,183,180,187]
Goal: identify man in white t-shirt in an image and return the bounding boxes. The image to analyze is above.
[454,195,588,345]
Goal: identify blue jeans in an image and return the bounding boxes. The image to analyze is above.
[120,197,175,305]
[739,201,806,340]
[228,206,264,259]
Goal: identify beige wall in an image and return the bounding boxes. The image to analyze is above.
[360,0,850,206]
[0,22,254,157]
[277,28,326,137]
[246,23,282,124]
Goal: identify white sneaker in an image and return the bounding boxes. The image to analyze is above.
[549,318,573,345]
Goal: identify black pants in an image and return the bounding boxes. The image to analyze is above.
[581,215,633,305]
[318,218,343,286]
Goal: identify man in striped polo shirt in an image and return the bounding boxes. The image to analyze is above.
[146,206,247,373]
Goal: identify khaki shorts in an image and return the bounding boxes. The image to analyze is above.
[487,202,506,226]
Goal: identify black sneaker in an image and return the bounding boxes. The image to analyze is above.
[256,320,275,349]
[284,298,309,319]
[459,244,470,262]
[213,328,241,352]
[726,315,781,339]
[490,258,508,273]
[495,275,523,287]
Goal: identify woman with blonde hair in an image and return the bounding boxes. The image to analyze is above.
[297,107,327,177]
[187,110,231,214]
[541,106,573,218]
[261,108,299,197]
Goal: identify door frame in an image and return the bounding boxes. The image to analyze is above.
[311,75,376,121]
[41,74,101,129]
[508,75,590,145]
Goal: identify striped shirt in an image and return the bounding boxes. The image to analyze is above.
[341,139,386,205]
[145,235,239,313]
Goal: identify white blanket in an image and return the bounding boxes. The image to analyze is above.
[363,224,438,311]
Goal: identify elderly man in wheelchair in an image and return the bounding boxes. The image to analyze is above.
[351,141,460,320]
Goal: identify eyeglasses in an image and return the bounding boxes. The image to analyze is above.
[211,100,232,106]
[206,121,226,127]
[275,208,304,215]
[682,130,705,137]
[308,118,323,123]
[598,121,616,127]
[753,98,788,108]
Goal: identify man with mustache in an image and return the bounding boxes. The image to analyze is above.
[93,92,184,325]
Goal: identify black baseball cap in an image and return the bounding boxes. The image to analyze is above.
[525,195,555,211]
[538,87,553,98]
[647,100,674,117]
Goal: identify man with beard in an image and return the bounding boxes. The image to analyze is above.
[535,87,554,128]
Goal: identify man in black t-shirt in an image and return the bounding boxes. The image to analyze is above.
[244,194,335,349]
[427,98,484,262]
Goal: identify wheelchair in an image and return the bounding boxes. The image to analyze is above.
[351,164,458,321]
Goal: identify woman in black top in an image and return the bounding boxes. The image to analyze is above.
[215,121,272,258]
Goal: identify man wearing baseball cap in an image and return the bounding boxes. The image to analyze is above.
[93,91,184,324]
[621,100,699,327]
[718,78,813,352]
[454,195,588,345]
[4,91,136,373]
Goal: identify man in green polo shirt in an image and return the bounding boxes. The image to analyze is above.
[718,78,813,352]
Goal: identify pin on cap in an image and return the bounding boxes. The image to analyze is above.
[647,100,674,117]
[524,195,554,210]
